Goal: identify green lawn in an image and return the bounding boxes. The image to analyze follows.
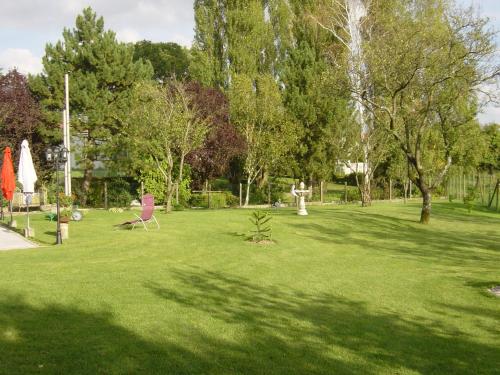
[0,202,498,374]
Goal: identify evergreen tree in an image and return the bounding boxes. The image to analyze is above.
[30,7,153,205]
[133,41,190,82]
[281,1,339,182]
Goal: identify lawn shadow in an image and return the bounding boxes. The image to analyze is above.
[0,293,216,375]
[286,204,499,267]
[145,268,499,374]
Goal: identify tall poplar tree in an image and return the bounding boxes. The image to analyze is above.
[30,7,153,205]
[191,0,298,197]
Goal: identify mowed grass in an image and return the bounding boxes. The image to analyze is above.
[0,202,498,374]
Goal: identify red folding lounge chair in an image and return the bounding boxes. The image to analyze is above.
[118,194,160,230]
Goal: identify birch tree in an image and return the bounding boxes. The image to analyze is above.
[312,0,378,206]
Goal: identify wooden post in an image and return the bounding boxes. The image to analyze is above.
[490,175,494,203]
[344,181,348,203]
[239,183,242,207]
[175,182,179,204]
[403,179,408,204]
[459,172,462,199]
[208,184,211,209]
[389,178,392,201]
[481,175,485,205]
[320,181,324,204]
[495,180,500,211]
[463,173,466,199]
[104,181,108,209]
[409,180,412,199]
[268,182,271,206]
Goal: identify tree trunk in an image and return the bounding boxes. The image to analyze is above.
[420,189,432,224]
[361,178,372,207]
[403,179,409,204]
[80,164,93,207]
[163,165,174,213]
[244,177,251,207]
[165,178,173,213]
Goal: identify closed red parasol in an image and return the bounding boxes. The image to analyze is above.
[1,147,16,201]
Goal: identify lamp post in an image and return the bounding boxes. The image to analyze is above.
[46,145,68,245]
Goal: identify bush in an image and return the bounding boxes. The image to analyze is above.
[335,173,364,186]
[463,186,478,213]
[107,179,133,208]
[371,187,385,200]
[190,192,227,209]
[225,192,240,207]
[58,192,75,208]
[248,184,287,205]
[70,177,138,208]
[346,189,361,202]
[173,203,185,211]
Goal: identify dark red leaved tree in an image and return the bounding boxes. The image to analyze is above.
[185,82,245,188]
[0,69,44,171]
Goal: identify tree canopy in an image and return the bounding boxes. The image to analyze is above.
[133,41,190,82]
[30,7,153,203]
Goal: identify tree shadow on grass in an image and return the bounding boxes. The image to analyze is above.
[0,293,216,375]
[145,268,499,375]
[431,202,500,225]
[285,206,499,268]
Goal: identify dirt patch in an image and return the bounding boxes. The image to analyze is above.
[248,239,275,245]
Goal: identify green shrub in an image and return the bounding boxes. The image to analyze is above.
[248,184,286,205]
[225,192,240,207]
[173,203,185,211]
[107,179,133,207]
[346,189,361,202]
[58,192,75,208]
[463,186,478,213]
[371,187,385,200]
[189,192,228,209]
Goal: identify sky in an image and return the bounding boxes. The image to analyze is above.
[0,0,498,123]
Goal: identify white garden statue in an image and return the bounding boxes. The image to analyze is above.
[291,182,310,216]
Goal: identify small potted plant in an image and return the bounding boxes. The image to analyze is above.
[57,193,75,239]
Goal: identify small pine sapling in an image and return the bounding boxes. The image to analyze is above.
[248,210,272,242]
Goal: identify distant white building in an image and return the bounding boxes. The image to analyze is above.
[336,161,368,176]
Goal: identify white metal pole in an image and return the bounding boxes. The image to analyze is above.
[62,109,68,195]
[64,73,72,196]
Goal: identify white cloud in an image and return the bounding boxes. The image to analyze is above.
[0,0,195,43]
[0,1,195,75]
[116,28,142,43]
[171,33,193,47]
[0,48,42,75]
